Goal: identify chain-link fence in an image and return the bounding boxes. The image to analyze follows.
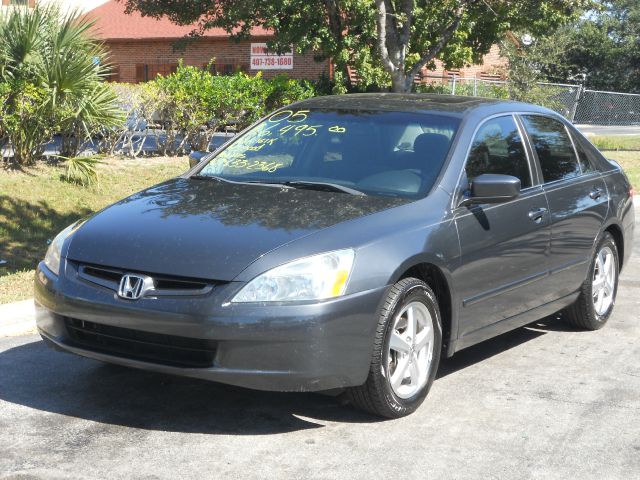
[573,90,640,126]
[419,75,640,126]
[537,83,583,120]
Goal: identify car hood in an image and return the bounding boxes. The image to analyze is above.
[66,178,407,281]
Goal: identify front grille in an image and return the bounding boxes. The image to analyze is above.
[82,265,122,283]
[64,318,216,368]
[75,263,216,297]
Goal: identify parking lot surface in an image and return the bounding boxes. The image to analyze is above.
[1,210,639,480]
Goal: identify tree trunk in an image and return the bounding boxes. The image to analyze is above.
[390,70,411,93]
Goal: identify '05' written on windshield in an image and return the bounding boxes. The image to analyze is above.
[206,110,347,174]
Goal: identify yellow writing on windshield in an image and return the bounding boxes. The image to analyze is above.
[222,157,283,173]
[266,110,347,137]
[207,110,348,174]
[279,124,321,136]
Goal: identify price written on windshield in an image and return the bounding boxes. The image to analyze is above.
[266,110,347,137]
[213,109,348,159]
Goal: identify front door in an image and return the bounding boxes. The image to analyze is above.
[453,115,551,340]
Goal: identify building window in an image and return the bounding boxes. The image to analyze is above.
[135,63,178,83]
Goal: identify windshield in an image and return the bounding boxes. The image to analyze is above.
[196,109,460,197]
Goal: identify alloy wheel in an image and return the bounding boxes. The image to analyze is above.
[592,245,616,316]
[386,301,435,399]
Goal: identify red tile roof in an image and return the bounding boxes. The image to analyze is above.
[85,0,270,41]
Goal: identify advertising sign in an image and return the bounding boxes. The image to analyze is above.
[250,43,293,70]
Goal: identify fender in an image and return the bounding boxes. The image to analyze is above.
[387,251,459,357]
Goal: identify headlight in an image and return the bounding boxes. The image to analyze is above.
[43,223,78,276]
[232,249,355,303]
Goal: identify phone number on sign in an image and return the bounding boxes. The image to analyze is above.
[251,57,293,67]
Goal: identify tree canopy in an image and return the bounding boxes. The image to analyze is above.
[122,0,590,92]
[546,0,640,93]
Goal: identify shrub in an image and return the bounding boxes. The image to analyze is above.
[94,65,321,158]
[0,82,56,164]
[0,81,10,153]
[153,65,214,155]
[265,74,317,111]
[140,64,319,156]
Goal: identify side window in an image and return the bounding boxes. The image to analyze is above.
[465,115,532,189]
[572,135,597,174]
[521,115,581,182]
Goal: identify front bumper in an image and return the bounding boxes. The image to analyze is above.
[35,261,386,392]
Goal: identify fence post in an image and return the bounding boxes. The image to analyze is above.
[451,75,457,96]
[569,84,583,123]
[473,77,478,96]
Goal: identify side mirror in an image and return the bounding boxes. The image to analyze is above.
[461,173,521,206]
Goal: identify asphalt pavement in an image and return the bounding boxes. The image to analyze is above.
[1,211,639,479]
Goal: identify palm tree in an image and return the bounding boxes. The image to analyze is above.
[0,5,123,164]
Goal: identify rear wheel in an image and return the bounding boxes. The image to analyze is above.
[564,232,619,330]
[347,278,442,418]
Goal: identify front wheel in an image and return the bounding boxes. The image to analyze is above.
[563,232,619,330]
[347,278,442,418]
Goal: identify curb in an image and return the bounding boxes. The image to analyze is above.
[0,299,37,337]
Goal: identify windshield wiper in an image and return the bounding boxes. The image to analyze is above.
[281,181,366,196]
[192,176,365,196]
[190,174,229,183]
[191,174,255,186]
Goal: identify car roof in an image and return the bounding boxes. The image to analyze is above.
[294,93,552,118]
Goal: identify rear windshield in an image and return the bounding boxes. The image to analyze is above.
[197,109,460,197]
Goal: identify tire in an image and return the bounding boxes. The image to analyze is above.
[563,232,619,330]
[347,278,442,418]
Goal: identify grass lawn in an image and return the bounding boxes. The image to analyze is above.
[588,135,640,152]
[0,156,188,304]
[604,150,640,190]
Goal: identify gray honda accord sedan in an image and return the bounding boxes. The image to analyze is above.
[35,94,635,418]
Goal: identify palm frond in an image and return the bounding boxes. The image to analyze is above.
[56,154,103,186]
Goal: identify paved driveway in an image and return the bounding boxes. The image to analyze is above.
[1,212,638,480]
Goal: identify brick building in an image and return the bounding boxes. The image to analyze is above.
[85,0,329,84]
[430,45,506,80]
[83,0,505,85]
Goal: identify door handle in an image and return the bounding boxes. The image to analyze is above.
[589,188,604,200]
[528,207,548,223]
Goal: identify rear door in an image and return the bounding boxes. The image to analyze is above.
[453,115,551,340]
[518,115,608,301]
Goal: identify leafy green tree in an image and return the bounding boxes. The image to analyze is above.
[498,31,575,110]
[122,0,590,92]
[548,0,640,93]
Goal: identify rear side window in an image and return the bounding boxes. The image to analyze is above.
[465,115,532,189]
[572,135,597,174]
[521,115,581,182]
